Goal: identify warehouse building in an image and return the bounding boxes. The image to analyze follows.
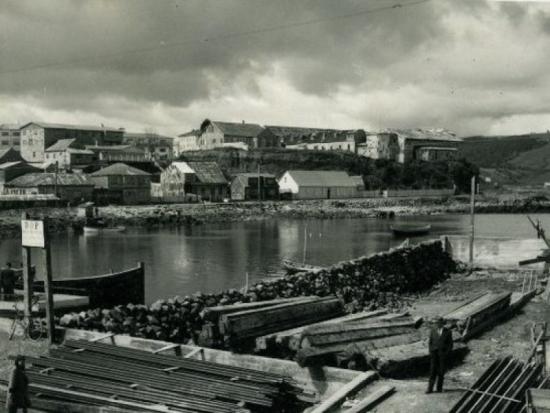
[278,170,362,200]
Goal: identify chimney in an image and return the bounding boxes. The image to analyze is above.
[242,120,245,124]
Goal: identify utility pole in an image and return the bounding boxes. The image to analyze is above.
[257,163,262,203]
[469,175,476,269]
[54,161,58,199]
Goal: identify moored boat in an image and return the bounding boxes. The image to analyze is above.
[282,259,323,274]
[83,225,126,235]
[390,224,431,237]
[14,263,145,307]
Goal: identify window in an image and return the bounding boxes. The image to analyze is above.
[14,132,20,136]
[1,141,8,146]
[32,152,36,158]
[1,132,8,136]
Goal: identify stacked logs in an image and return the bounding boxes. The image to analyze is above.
[59,241,456,347]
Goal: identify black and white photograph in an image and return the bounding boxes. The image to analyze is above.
[1,0,550,412]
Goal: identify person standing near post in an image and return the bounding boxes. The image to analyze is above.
[426,316,453,394]
[6,356,30,413]
[1,262,16,299]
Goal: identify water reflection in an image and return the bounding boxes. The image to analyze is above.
[0,214,545,303]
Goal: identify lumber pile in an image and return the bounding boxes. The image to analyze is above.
[199,296,344,349]
[10,339,313,413]
[445,290,536,341]
[450,357,544,413]
[292,313,423,368]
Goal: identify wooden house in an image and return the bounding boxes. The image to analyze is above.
[230,173,279,201]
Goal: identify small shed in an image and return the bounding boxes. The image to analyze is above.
[278,170,361,200]
[231,173,279,201]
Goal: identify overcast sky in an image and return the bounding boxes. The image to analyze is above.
[1,0,550,137]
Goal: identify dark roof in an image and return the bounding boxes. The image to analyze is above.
[285,170,357,187]
[123,132,174,140]
[91,163,151,177]
[85,145,146,154]
[45,139,76,152]
[266,125,341,138]
[0,148,23,162]
[201,120,265,138]
[0,124,21,130]
[0,161,30,170]
[186,161,227,184]
[20,122,122,133]
[234,173,276,178]
[6,173,94,187]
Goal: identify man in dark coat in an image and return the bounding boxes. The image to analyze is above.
[0,262,16,298]
[426,316,453,393]
[6,356,30,413]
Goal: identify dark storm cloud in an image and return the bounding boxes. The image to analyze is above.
[2,0,550,135]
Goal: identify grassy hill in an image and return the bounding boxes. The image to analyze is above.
[179,148,477,193]
[459,132,550,185]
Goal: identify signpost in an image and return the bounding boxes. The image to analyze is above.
[21,213,55,344]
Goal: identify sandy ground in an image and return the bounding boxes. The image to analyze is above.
[0,270,546,413]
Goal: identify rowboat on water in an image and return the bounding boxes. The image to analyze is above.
[282,259,323,274]
[390,224,431,237]
[13,264,145,307]
[83,225,126,235]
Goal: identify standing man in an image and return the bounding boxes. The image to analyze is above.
[1,262,16,299]
[426,316,453,394]
[6,356,30,413]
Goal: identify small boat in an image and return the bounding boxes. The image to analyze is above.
[390,224,431,237]
[83,225,126,235]
[282,259,323,274]
[13,264,145,307]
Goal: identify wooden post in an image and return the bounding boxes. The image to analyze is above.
[42,217,55,344]
[469,175,476,269]
[257,163,261,203]
[21,212,33,323]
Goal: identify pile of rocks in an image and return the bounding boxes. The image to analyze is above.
[59,241,456,344]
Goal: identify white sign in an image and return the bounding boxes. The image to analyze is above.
[21,219,45,248]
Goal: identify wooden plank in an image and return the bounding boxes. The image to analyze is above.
[445,292,511,321]
[345,385,395,413]
[221,297,343,337]
[254,309,388,352]
[308,372,377,413]
[151,343,179,354]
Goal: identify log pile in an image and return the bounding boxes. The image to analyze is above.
[292,313,423,368]
[199,296,344,349]
[58,241,456,349]
[6,339,312,413]
[450,357,543,413]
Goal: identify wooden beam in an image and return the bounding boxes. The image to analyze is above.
[344,385,395,413]
[308,372,377,413]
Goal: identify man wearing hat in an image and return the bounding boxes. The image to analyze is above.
[426,316,453,394]
[6,356,30,413]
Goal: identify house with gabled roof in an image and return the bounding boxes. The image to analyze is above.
[278,170,362,199]
[90,163,152,204]
[4,172,94,202]
[45,138,95,170]
[160,161,228,202]
[198,119,278,150]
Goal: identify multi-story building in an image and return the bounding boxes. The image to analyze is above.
[198,120,279,150]
[385,128,461,163]
[265,126,366,153]
[123,132,174,161]
[44,139,95,170]
[90,162,152,204]
[173,130,200,156]
[20,122,124,163]
[357,132,400,161]
[85,145,149,163]
[0,124,22,151]
[415,146,458,162]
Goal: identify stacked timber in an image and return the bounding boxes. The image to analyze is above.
[450,357,543,413]
[7,339,312,413]
[444,292,513,341]
[200,296,344,349]
[293,313,423,368]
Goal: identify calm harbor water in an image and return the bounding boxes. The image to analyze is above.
[0,213,546,304]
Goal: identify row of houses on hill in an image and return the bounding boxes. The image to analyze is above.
[174,120,460,164]
[1,120,461,168]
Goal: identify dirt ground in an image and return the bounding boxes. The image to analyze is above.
[0,270,546,413]
[366,270,548,413]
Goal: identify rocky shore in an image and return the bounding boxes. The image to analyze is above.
[1,196,550,238]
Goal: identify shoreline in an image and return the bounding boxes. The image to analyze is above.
[1,196,550,237]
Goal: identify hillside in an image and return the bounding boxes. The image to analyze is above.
[179,148,477,193]
[459,132,550,185]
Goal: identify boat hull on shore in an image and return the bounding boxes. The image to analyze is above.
[14,264,145,307]
[83,225,126,235]
[282,259,323,274]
